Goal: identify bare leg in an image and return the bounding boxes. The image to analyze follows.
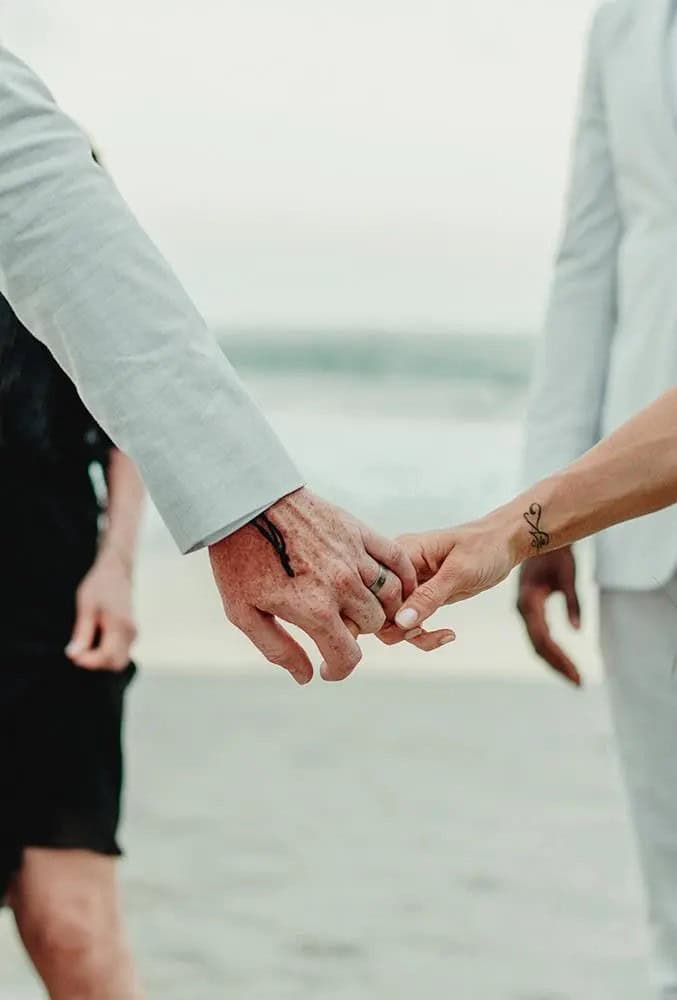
[8,847,143,1000]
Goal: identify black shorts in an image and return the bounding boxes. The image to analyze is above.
[0,649,135,900]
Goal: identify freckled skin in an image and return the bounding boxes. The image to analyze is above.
[209,487,420,684]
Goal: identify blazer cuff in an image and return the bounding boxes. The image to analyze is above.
[172,463,305,554]
[196,489,306,551]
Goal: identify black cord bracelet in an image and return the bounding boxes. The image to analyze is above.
[251,514,296,578]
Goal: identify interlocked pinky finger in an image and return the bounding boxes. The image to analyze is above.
[376,622,456,652]
[404,628,456,652]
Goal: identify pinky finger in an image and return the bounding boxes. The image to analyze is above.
[376,622,455,651]
[343,618,360,639]
[318,617,360,678]
[405,628,456,652]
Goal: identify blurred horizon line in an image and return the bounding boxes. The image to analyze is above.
[218,327,536,385]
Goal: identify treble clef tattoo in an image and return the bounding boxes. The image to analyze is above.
[523,503,550,552]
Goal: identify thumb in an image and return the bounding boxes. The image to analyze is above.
[395,574,452,630]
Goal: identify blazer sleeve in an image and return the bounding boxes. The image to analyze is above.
[523,4,621,486]
[0,46,303,553]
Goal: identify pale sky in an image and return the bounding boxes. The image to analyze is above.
[1,0,599,332]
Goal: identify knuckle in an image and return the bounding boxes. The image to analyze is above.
[393,543,413,575]
[313,605,335,629]
[326,643,362,679]
[224,605,244,628]
[120,616,137,636]
[415,581,439,607]
[383,540,400,566]
[263,650,284,667]
[516,592,534,616]
[370,607,387,633]
[341,646,362,675]
[334,567,355,593]
[264,648,289,668]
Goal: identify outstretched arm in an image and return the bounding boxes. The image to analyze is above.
[392,387,677,631]
[0,45,302,554]
[0,46,419,682]
[519,3,619,686]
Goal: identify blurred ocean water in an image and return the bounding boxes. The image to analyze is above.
[221,330,533,386]
[220,330,533,537]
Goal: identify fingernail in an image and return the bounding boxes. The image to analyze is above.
[65,642,80,656]
[405,628,423,640]
[396,608,419,629]
[437,634,455,647]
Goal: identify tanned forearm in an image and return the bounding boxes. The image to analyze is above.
[495,388,677,566]
[392,389,677,630]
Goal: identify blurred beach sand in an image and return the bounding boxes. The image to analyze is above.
[0,530,652,999]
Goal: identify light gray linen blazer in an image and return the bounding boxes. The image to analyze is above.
[524,0,677,589]
[0,46,302,553]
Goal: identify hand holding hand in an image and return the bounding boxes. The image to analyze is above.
[209,488,419,684]
[388,515,518,634]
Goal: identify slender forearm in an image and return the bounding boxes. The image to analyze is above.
[502,388,677,565]
[393,389,677,630]
[99,451,146,570]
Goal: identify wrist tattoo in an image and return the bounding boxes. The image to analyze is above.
[523,503,550,551]
[251,514,296,578]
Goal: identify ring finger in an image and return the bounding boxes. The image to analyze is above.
[358,557,403,623]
